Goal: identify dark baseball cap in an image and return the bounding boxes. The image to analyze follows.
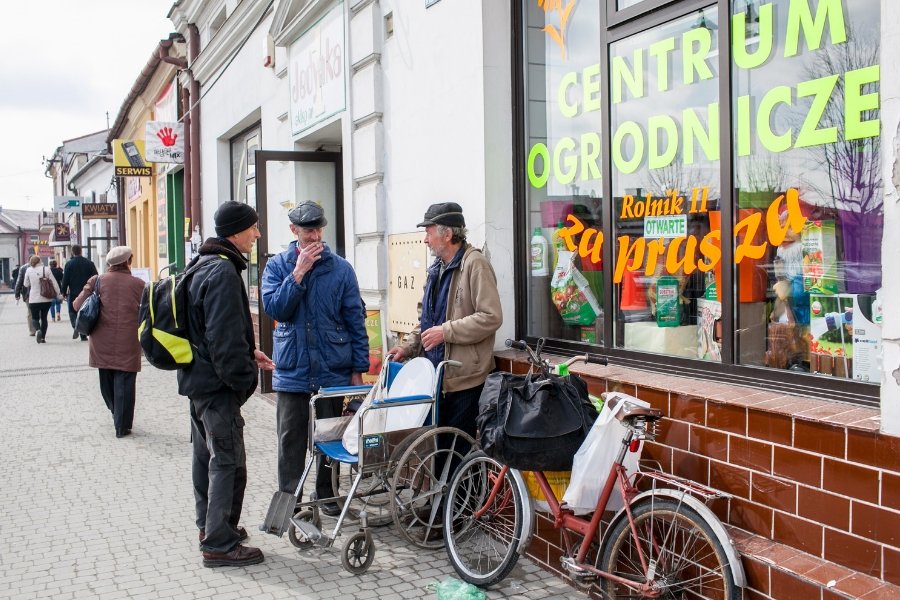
[417,202,465,228]
[289,201,328,228]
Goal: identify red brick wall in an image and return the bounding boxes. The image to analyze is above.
[495,353,900,589]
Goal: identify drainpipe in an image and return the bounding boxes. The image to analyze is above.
[188,23,202,239]
[182,82,192,227]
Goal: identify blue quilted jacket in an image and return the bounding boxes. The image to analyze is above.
[261,241,369,392]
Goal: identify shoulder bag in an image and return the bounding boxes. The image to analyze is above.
[75,277,102,336]
[39,267,56,299]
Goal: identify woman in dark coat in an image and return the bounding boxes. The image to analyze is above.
[74,246,146,438]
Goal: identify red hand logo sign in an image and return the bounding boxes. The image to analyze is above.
[156,127,178,147]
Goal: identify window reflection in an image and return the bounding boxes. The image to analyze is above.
[610,7,721,361]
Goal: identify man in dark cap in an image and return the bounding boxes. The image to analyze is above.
[261,200,368,517]
[178,200,275,567]
[389,203,502,534]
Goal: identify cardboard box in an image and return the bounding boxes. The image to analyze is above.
[802,220,839,294]
[809,293,881,382]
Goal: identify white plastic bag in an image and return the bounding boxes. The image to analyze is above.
[383,357,435,432]
[561,392,648,514]
[342,377,387,455]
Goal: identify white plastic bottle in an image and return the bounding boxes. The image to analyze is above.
[531,227,549,276]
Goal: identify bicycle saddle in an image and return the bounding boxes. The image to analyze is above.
[607,396,663,422]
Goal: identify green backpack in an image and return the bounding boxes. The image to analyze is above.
[138,255,222,370]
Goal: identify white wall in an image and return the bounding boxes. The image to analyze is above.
[378,0,515,345]
[880,0,900,435]
[197,10,292,241]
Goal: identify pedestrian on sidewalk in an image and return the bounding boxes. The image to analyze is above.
[261,200,369,517]
[48,259,64,322]
[22,255,62,344]
[13,262,36,336]
[73,246,145,439]
[61,244,98,341]
[178,201,274,568]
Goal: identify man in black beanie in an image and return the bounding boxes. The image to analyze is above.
[178,200,275,567]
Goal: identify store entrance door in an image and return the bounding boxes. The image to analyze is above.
[255,150,343,393]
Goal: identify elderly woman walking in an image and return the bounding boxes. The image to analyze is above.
[74,246,145,438]
[22,255,62,343]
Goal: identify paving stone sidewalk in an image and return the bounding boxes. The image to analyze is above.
[0,294,588,600]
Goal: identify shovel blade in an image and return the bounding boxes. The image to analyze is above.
[261,490,297,536]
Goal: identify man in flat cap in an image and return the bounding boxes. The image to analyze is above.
[261,201,368,516]
[178,200,275,568]
[389,202,502,529]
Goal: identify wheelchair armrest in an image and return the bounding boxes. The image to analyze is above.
[371,394,433,406]
[316,385,373,396]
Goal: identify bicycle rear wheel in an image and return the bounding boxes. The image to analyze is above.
[443,451,524,587]
[598,496,738,599]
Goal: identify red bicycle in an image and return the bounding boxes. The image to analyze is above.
[443,340,745,599]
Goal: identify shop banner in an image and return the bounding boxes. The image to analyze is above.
[53,223,71,242]
[287,2,345,135]
[53,195,82,213]
[145,121,184,164]
[113,139,152,177]
[82,203,118,219]
[363,309,385,385]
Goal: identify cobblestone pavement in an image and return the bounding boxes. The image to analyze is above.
[0,294,588,600]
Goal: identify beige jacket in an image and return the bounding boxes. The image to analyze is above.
[23,266,61,303]
[401,244,502,392]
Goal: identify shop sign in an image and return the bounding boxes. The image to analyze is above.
[526,0,880,187]
[82,203,118,219]
[145,121,184,164]
[387,232,431,333]
[644,214,686,239]
[53,195,82,213]
[113,139,153,177]
[363,310,385,385]
[287,2,345,136]
[558,186,807,284]
[54,223,71,242]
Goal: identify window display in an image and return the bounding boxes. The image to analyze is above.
[519,0,883,391]
[732,0,882,382]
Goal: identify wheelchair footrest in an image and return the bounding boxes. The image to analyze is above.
[290,516,332,547]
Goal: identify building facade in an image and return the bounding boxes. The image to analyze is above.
[160,0,899,594]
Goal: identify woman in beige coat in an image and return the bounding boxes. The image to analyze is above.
[22,254,62,344]
[74,246,146,438]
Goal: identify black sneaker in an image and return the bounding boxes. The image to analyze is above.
[72,330,79,339]
[36,331,44,344]
[320,502,342,517]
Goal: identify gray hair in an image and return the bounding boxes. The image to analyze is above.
[437,224,467,244]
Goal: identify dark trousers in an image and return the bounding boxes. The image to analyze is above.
[190,391,247,553]
[98,369,137,431]
[67,296,86,340]
[29,302,51,337]
[434,384,482,486]
[67,297,78,328]
[276,391,341,500]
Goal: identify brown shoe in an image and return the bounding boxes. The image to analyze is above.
[198,526,248,550]
[202,544,264,568]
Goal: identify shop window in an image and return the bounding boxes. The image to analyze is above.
[230,126,261,307]
[610,7,721,361]
[732,0,882,383]
[523,0,605,345]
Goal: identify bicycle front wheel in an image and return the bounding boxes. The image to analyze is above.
[598,496,738,600]
[443,451,525,587]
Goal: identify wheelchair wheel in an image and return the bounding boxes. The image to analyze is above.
[341,531,375,574]
[287,509,321,549]
[390,426,476,549]
[331,463,393,527]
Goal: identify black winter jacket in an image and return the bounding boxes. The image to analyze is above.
[61,255,98,300]
[176,238,259,401]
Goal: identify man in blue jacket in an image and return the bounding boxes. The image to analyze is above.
[261,201,369,516]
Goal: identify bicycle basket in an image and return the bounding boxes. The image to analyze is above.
[476,371,598,471]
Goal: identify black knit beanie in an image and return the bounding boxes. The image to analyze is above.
[215,201,258,237]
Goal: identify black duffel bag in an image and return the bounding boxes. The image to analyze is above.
[477,371,597,471]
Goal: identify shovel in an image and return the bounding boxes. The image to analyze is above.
[261,476,305,537]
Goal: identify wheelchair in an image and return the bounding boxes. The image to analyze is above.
[262,357,475,574]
